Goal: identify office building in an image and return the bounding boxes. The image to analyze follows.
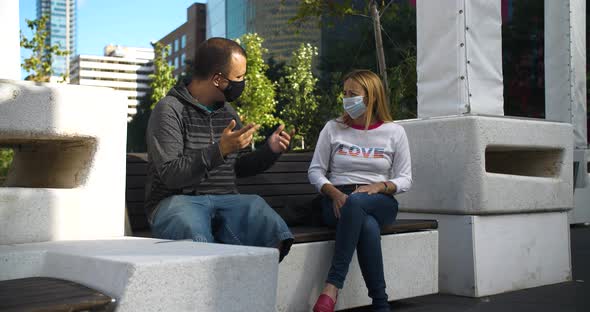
[208,0,320,63]
[37,0,77,79]
[158,3,207,78]
[70,45,154,121]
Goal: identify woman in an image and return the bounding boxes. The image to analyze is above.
[308,69,412,312]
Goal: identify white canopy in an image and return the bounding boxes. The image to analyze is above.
[417,0,504,117]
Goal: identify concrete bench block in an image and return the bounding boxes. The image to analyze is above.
[0,238,279,312]
[396,115,573,215]
[276,230,438,311]
[0,80,127,244]
[398,211,571,297]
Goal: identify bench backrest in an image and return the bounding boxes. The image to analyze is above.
[126,152,318,232]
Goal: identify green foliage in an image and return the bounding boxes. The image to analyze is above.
[388,46,417,120]
[149,42,176,109]
[234,34,281,142]
[278,43,320,149]
[290,0,357,26]
[309,72,344,147]
[296,0,418,120]
[20,15,70,83]
[0,149,14,180]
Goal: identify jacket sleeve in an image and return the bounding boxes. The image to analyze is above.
[146,100,226,189]
[234,140,282,178]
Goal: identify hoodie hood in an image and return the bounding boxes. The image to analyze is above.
[167,79,225,114]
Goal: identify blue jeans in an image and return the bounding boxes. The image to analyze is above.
[322,188,398,311]
[150,194,294,261]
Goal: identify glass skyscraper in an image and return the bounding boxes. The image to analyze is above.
[207,0,226,38]
[37,0,77,78]
[208,0,320,63]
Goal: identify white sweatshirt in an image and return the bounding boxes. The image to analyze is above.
[308,120,412,195]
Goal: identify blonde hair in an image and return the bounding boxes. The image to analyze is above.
[341,69,392,129]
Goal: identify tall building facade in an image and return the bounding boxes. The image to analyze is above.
[37,0,77,79]
[212,0,320,63]
[70,45,154,121]
[158,3,207,79]
[207,0,226,38]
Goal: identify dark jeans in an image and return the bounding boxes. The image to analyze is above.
[322,186,398,311]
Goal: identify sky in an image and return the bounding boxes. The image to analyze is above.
[19,0,207,78]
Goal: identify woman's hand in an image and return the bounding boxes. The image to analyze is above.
[352,183,385,195]
[332,191,348,219]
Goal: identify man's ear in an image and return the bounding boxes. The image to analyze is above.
[212,73,222,87]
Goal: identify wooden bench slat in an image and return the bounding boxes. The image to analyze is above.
[127,153,148,163]
[126,163,148,175]
[276,153,313,162]
[236,172,309,185]
[262,194,317,208]
[131,216,150,231]
[0,277,113,312]
[291,220,439,244]
[126,189,146,203]
[238,183,316,196]
[130,220,438,244]
[262,161,310,173]
[127,202,144,215]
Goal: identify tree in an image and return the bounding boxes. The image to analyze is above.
[20,15,70,82]
[149,42,176,109]
[292,0,390,90]
[278,43,319,150]
[294,0,418,119]
[388,46,417,120]
[0,149,14,182]
[234,33,281,143]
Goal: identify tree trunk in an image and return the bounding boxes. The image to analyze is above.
[370,0,389,92]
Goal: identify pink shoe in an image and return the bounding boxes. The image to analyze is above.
[313,294,336,312]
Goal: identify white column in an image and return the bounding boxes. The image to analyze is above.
[0,0,21,80]
[545,0,587,150]
[416,0,504,118]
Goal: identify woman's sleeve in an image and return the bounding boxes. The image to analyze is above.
[389,127,412,194]
[308,123,333,192]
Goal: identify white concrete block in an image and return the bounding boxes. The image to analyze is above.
[398,212,572,297]
[396,115,573,214]
[276,231,438,311]
[0,238,279,312]
[0,80,128,244]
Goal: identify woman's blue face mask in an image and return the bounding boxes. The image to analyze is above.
[343,96,366,119]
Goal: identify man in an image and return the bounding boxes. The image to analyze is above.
[145,37,294,261]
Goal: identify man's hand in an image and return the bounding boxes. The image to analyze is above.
[219,120,260,156]
[268,124,295,154]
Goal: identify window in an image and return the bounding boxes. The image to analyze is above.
[174,57,179,69]
[168,44,172,53]
[181,35,186,49]
[180,53,185,67]
[174,39,179,53]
